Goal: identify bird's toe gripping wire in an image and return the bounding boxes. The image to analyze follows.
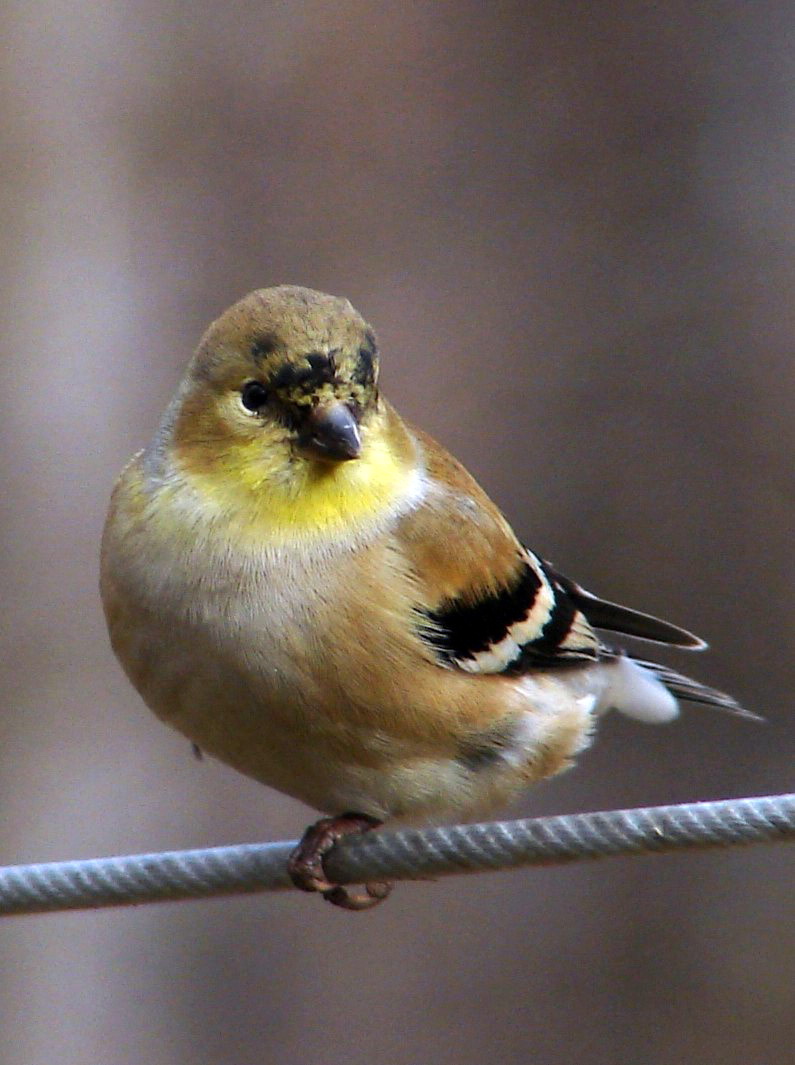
[287,812,393,911]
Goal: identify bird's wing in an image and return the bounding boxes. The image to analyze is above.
[544,566,705,649]
[397,428,703,676]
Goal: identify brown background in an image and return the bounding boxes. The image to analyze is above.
[1,4,793,1063]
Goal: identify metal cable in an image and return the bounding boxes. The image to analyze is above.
[1,793,792,916]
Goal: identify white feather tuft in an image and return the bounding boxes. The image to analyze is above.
[597,656,680,724]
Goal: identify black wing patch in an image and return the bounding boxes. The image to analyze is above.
[424,560,543,660]
[422,550,599,674]
[422,552,707,676]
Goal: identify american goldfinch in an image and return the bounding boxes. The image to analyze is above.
[101,286,745,909]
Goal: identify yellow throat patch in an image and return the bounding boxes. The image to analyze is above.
[174,429,420,546]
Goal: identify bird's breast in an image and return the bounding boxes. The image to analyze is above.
[101,461,601,819]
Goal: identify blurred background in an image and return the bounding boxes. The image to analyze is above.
[0,3,793,1063]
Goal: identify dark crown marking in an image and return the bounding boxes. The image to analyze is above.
[353,346,376,387]
[352,331,378,387]
[268,352,339,394]
[250,332,279,361]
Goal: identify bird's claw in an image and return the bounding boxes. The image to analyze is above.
[287,812,392,911]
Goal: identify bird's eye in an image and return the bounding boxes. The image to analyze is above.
[240,381,270,412]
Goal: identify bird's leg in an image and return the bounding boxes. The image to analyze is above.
[287,812,392,911]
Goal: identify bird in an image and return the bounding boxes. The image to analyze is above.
[101,285,747,909]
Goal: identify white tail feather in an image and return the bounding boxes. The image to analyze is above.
[596,656,680,724]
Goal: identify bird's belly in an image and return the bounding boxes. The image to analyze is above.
[118,605,600,820]
[105,533,603,820]
[113,595,353,805]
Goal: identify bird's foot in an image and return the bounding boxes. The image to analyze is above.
[288,812,392,911]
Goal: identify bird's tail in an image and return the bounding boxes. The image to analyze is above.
[596,654,759,723]
[631,658,760,719]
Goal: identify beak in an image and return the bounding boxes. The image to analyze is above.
[299,402,362,462]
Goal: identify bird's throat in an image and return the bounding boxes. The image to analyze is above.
[173,411,423,547]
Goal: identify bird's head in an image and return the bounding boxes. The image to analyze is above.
[176,285,380,466]
[159,287,416,541]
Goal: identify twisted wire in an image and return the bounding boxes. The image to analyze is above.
[0,793,792,916]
